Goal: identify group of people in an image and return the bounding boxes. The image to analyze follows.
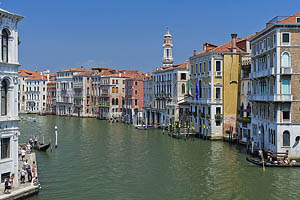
[4,137,40,194]
[20,159,36,184]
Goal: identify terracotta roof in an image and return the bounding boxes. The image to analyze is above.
[191,34,256,57]
[277,12,300,24]
[18,69,40,77]
[26,75,48,81]
[153,61,190,73]
[74,70,94,77]
[58,68,86,73]
[48,81,56,84]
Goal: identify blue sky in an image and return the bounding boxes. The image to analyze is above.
[2,0,300,73]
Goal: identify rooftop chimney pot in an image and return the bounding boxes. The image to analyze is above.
[231,33,237,53]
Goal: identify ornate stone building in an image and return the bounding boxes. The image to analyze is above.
[249,12,300,158]
[0,8,23,184]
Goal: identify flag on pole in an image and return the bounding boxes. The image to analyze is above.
[195,84,199,101]
[187,80,193,99]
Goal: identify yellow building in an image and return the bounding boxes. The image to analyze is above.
[188,34,254,139]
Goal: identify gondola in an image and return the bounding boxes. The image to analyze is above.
[34,143,51,152]
[246,157,300,167]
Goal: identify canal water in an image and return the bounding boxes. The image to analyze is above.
[19,115,298,200]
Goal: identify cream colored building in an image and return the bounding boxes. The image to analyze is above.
[189,34,253,139]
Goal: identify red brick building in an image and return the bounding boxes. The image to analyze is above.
[123,74,145,124]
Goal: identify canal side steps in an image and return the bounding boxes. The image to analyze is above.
[0,153,40,200]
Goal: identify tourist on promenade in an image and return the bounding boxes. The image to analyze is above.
[29,137,33,146]
[24,159,28,169]
[26,143,31,153]
[3,177,10,194]
[33,176,39,186]
[27,165,32,182]
[32,161,36,177]
[9,174,14,190]
[34,136,38,147]
[21,148,26,161]
[20,167,26,184]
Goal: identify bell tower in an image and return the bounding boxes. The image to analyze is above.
[162,28,173,66]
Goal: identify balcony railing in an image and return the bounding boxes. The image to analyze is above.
[274,94,293,102]
[73,82,83,89]
[249,94,293,102]
[250,67,275,78]
[280,67,292,75]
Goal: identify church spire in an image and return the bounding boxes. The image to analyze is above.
[162,27,173,66]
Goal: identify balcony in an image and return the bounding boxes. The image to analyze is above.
[280,67,292,75]
[199,98,212,104]
[73,82,83,89]
[237,116,251,123]
[250,67,275,79]
[214,98,222,104]
[249,94,293,102]
[273,94,293,102]
[100,93,109,97]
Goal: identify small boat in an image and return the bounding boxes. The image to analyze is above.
[34,143,51,152]
[246,157,300,167]
[135,125,146,130]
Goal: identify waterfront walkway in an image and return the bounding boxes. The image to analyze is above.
[0,152,39,200]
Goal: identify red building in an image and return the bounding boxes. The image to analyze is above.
[123,74,145,124]
[46,81,56,114]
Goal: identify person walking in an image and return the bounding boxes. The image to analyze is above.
[3,177,10,194]
[9,174,14,190]
[20,167,26,184]
[21,148,26,161]
[27,165,32,182]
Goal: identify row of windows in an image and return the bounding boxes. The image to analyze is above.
[190,60,222,76]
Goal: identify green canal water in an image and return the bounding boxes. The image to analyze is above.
[19,115,298,200]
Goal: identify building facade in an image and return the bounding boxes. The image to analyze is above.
[237,57,251,144]
[56,68,86,116]
[249,12,300,158]
[46,81,56,114]
[189,34,253,139]
[151,61,190,128]
[142,74,153,125]
[123,76,145,125]
[0,9,23,185]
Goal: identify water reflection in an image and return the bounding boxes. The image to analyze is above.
[18,115,300,200]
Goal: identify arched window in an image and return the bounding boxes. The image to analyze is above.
[112,98,115,105]
[1,79,8,116]
[283,131,290,146]
[282,52,290,68]
[2,29,8,63]
[116,98,118,105]
[182,83,185,94]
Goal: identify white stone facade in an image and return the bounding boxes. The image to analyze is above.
[0,9,23,185]
[56,68,85,116]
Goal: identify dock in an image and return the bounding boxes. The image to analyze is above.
[0,152,40,200]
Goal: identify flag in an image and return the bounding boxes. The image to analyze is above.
[187,80,193,99]
[195,84,199,101]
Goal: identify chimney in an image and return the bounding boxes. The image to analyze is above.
[203,43,207,52]
[193,50,197,56]
[231,33,237,53]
